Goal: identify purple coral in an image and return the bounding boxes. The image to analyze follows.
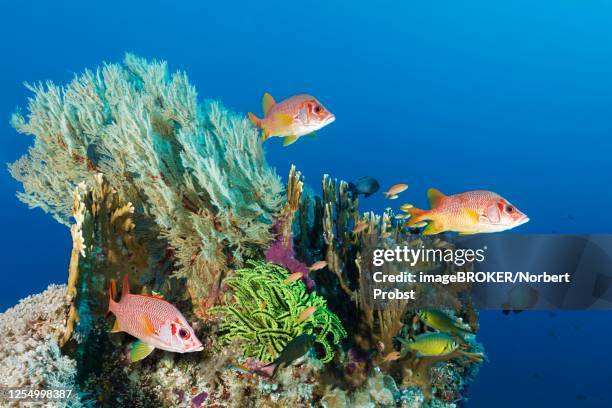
[191,391,208,408]
[265,228,316,291]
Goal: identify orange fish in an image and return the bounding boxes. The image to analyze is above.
[297,306,317,323]
[406,188,529,235]
[382,351,401,362]
[352,221,368,234]
[308,260,327,271]
[107,275,203,362]
[248,93,335,146]
[384,183,408,198]
[283,272,304,284]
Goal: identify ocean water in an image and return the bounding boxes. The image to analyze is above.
[1,1,611,406]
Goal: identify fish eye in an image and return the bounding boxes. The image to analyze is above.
[314,105,321,113]
[506,205,514,213]
[178,328,188,338]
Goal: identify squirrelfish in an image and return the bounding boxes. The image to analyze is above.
[248,93,335,146]
[384,183,408,198]
[107,275,203,362]
[406,188,529,235]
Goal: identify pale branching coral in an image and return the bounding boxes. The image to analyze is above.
[10,54,284,311]
[0,285,92,407]
[211,260,346,363]
[0,284,69,388]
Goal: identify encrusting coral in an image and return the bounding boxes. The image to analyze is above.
[211,260,346,363]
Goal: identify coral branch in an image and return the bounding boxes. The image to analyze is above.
[279,165,303,246]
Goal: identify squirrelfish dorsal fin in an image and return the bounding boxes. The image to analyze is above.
[262,92,275,116]
[121,274,130,299]
[427,188,446,208]
[110,279,117,301]
[130,340,155,363]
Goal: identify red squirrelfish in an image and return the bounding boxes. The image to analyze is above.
[406,188,529,235]
[107,275,203,362]
[248,93,335,146]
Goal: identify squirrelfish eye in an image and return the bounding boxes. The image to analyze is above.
[506,205,514,213]
[178,328,188,338]
[314,105,321,113]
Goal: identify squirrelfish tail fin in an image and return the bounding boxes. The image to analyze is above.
[248,112,261,128]
[406,207,427,226]
[121,274,130,300]
[106,279,117,319]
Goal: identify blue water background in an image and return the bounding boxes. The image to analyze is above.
[1,1,611,406]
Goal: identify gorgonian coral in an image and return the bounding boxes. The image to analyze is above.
[211,260,346,363]
[9,54,284,309]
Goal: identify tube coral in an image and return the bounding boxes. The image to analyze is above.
[210,260,346,363]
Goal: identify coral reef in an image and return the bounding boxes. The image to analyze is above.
[320,369,398,407]
[211,260,346,363]
[293,173,484,403]
[4,55,484,407]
